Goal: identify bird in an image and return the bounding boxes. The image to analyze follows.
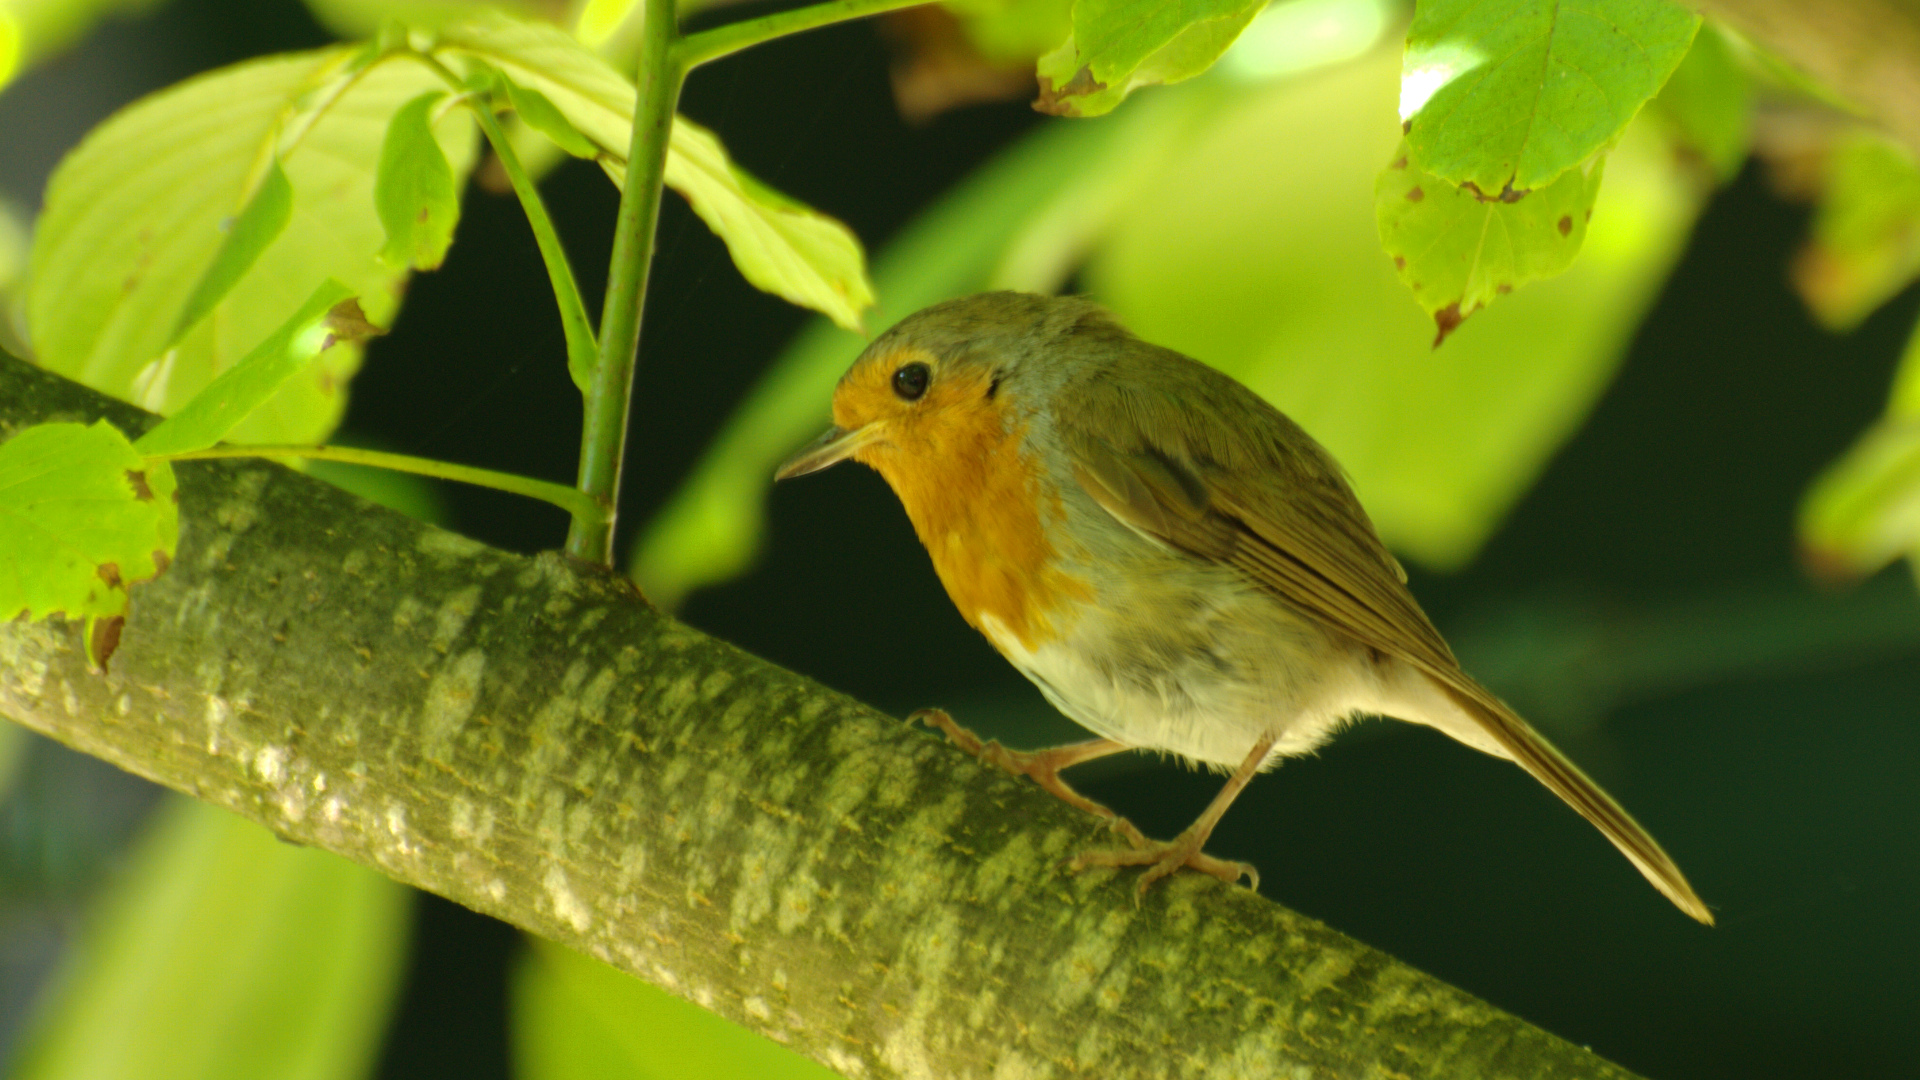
[776,291,1713,923]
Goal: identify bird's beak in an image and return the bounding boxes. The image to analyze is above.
[775,423,883,481]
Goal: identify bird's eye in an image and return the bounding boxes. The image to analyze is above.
[892,362,931,401]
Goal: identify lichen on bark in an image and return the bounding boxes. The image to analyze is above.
[0,352,1640,1079]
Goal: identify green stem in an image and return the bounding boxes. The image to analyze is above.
[567,0,684,565]
[153,445,608,525]
[415,54,601,394]
[676,0,931,69]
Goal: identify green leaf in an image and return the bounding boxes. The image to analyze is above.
[1376,138,1604,343]
[0,7,18,90]
[1648,24,1750,185]
[629,117,1125,605]
[1400,0,1697,195]
[499,74,598,159]
[301,0,549,37]
[170,158,295,345]
[11,797,410,1080]
[944,0,1075,64]
[1084,47,1700,569]
[512,938,839,1080]
[1034,0,1266,117]
[1800,318,1920,580]
[0,0,154,90]
[432,13,875,331]
[0,420,177,626]
[377,90,463,270]
[28,48,477,446]
[1791,130,1920,332]
[657,116,877,332]
[135,281,369,458]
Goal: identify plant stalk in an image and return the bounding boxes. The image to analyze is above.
[567,0,684,564]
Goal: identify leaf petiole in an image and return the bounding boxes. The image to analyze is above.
[149,444,609,526]
[675,0,933,69]
[408,51,601,393]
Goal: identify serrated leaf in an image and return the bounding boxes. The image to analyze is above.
[0,420,177,625]
[1034,0,1265,117]
[432,13,875,331]
[511,938,839,1080]
[653,116,877,332]
[134,281,365,458]
[498,74,597,159]
[377,90,462,270]
[1649,25,1750,185]
[28,49,477,445]
[1791,130,1920,332]
[1400,0,1697,195]
[9,798,409,1080]
[1377,138,1604,343]
[171,157,294,345]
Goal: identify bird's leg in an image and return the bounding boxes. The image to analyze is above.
[1072,731,1280,893]
[910,709,1147,848]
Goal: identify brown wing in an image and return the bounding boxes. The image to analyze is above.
[1058,359,1714,924]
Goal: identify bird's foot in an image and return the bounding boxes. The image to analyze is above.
[1070,828,1259,895]
[909,708,1148,849]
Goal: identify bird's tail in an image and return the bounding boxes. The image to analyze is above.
[1438,678,1715,925]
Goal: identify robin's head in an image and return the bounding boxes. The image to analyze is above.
[775,292,1120,480]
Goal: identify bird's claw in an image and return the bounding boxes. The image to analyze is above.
[1070,837,1260,894]
[910,708,1148,848]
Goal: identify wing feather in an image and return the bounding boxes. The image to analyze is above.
[1055,353,1713,923]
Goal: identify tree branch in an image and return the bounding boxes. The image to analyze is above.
[0,352,1639,1080]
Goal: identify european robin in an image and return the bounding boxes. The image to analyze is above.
[777,292,1712,923]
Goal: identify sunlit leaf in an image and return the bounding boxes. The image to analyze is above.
[1801,318,1920,580]
[1216,0,1396,83]
[1034,0,1265,117]
[171,158,294,344]
[0,0,156,89]
[300,0,548,37]
[629,118,1126,605]
[654,116,876,332]
[0,7,19,89]
[0,421,176,638]
[28,49,477,445]
[512,938,839,1080]
[135,282,371,458]
[376,90,462,270]
[10,797,410,1080]
[943,0,1074,65]
[433,13,875,331]
[1648,24,1750,186]
[1086,46,1701,569]
[1791,129,1920,332]
[1377,140,1604,343]
[1400,0,1697,195]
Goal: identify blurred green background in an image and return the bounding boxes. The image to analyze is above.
[0,0,1916,1078]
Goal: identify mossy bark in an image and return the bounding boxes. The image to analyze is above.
[0,352,1640,1080]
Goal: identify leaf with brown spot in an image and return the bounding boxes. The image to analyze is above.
[1033,0,1265,117]
[1377,138,1605,342]
[0,420,179,632]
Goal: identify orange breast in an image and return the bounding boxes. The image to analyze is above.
[861,383,1091,650]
